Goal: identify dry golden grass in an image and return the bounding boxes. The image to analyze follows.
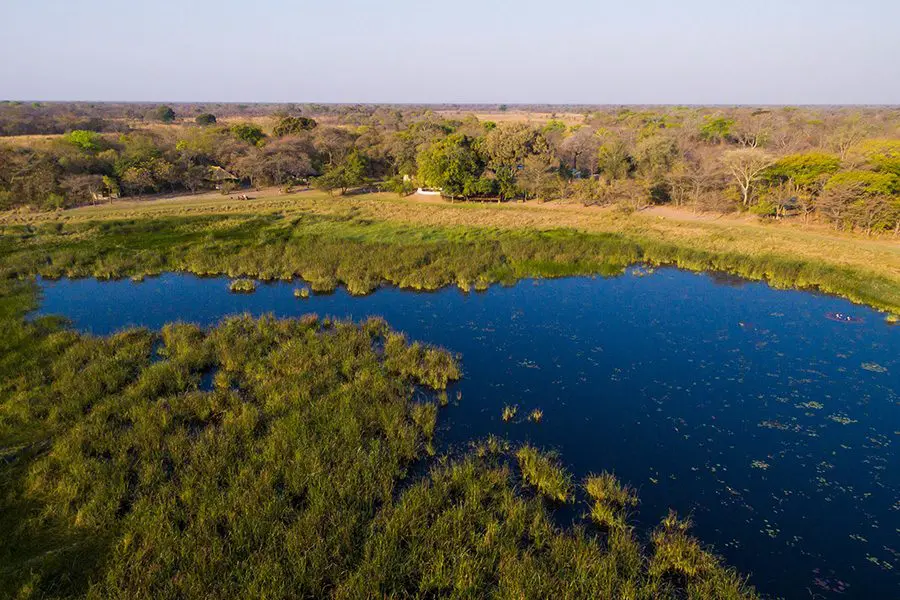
[0,133,67,147]
[436,110,585,126]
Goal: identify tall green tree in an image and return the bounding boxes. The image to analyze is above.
[313,150,367,195]
[230,123,266,146]
[597,139,633,180]
[416,134,487,199]
[699,116,734,144]
[151,105,176,123]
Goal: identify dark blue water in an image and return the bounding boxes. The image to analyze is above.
[36,269,899,599]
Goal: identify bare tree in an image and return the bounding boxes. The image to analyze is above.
[827,116,871,161]
[732,112,771,148]
[60,174,104,205]
[721,148,775,208]
[559,127,599,174]
[850,196,893,236]
[817,182,862,230]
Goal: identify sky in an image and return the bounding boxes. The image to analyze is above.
[1,0,898,104]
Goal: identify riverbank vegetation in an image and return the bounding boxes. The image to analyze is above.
[0,278,757,598]
[2,103,898,236]
[1,190,898,314]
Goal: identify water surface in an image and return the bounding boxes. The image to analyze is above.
[36,269,900,599]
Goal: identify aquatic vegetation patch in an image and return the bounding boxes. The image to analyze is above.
[827,414,858,425]
[797,401,824,410]
[227,277,256,293]
[501,404,518,422]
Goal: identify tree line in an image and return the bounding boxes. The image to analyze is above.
[1,104,898,234]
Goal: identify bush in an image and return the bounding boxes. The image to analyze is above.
[195,113,217,126]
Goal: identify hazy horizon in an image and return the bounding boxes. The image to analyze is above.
[3,0,899,105]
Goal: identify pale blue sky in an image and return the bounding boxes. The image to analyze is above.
[1,0,898,104]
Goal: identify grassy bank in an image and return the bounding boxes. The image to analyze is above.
[1,190,898,313]
[0,279,756,598]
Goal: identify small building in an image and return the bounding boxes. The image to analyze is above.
[91,190,119,202]
[206,166,239,190]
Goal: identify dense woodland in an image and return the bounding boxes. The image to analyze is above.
[1,102,899,235]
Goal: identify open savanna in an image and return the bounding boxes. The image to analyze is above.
[2,189,898,314]
[435,109,587,126]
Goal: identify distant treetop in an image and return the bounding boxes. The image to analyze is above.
[195,113,217,126]
[151,105,176,123]
[273,116,318,137]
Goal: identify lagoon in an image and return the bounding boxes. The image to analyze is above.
[36,268,899,599]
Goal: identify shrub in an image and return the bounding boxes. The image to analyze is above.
[195,113,217,126]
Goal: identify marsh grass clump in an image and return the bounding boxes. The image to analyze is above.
[501,404,518,422]
[472,435,511,458]
[293,286,310,299]
[382,333,461,390]
[515,445,572,503]
[410,402,438,454]
[650,511,715,583]
[585,472,638,529]
[228,278,256,293]
[528,408,543,423]
[886,313,899,324]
